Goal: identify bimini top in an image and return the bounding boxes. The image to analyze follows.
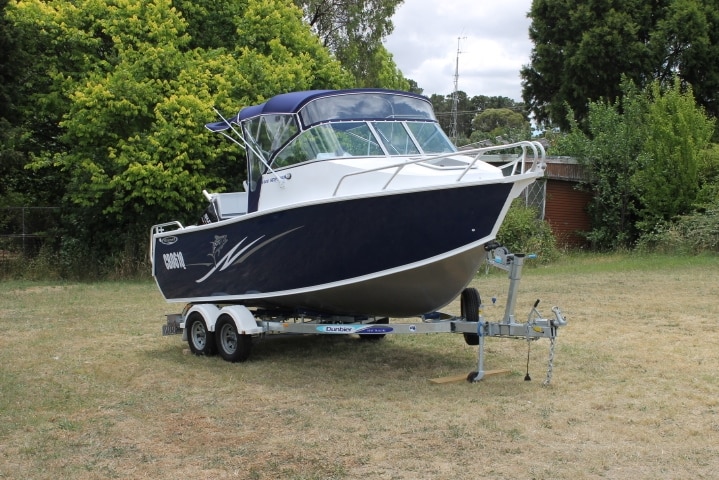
[207,89,437,132]
[206,88,456,179]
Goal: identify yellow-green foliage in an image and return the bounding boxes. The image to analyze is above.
[496,199,559,263]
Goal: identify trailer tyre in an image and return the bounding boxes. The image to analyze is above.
[215,315,252,362]
[187,313,215,356]
[461,288,481,346]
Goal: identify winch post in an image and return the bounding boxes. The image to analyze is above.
[474,325,486,381]
[502,253,525,324]
[468,246,566,384]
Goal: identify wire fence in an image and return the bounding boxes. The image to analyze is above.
[0,207,61,271]
[524,178,547,220]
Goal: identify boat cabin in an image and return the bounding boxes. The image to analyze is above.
[205,89,456,216]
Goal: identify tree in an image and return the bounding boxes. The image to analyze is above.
[429,91,474,143]
[550,80,647,249]
[521,0,719,132]
[471,108,529,141]
[429,94,529,145]
[8,0,352,273]
[351,43,409,90]
[551,78,714,249]
[632,78,715,230]
[650,0,719,130]
[295,0,406,88]
[172,0,243,50]
[471,95,518,112]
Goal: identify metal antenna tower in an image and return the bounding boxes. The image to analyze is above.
[449,36,465,143]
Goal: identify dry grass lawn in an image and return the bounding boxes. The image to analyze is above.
[1,253,718,479]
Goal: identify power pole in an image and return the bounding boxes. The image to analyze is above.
[449,36,465,143]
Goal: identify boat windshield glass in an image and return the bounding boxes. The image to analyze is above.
[242,114,298,153]
[272,120,456,169]
[406,122,456,153]
[372,122,420,155]
[242,114,298,190]
[299,92,435,126]
[273,122,384,168]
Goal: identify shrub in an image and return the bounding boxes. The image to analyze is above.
[496,199,560,264]
[636,201,719,254]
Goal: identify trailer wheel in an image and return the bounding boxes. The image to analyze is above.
[359,317,390,341]
[215,314,252,362]
[461,288,481,346]
[187,312,216,356]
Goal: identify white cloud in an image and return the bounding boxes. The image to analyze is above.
[384,0,533,100]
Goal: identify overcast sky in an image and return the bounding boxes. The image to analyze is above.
[384,0,534,101]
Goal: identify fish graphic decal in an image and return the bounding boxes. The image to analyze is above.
[196,227,303,283]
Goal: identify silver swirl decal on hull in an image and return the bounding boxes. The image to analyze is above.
[195,226,303,283]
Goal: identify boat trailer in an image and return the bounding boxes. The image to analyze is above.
[162,244,567,384]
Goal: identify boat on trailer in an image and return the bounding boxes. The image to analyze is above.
[151,88,546,316]
[151,88,565,373]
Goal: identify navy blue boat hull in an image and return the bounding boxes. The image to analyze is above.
[152,182,514,317]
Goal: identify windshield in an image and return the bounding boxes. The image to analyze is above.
[273,122,384,168]
[407,122,455,153]
[373,122,419,155]
[272,120,455,169]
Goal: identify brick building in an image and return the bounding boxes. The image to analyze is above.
[536,157,592,248]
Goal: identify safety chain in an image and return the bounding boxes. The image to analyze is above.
[543,328,557,386]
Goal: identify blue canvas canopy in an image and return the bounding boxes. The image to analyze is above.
[205,88,434,132]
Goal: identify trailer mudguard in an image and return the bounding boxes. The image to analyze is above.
[184,304,222,331]
[218,305,264,335]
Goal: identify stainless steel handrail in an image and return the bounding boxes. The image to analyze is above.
[331,140,546,196]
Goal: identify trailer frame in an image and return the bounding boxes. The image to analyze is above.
[162,244,567,383]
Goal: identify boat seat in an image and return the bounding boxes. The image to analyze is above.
[214,192,248,219]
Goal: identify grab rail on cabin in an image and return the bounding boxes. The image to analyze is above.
[332,140,546,197]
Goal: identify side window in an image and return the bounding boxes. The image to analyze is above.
[274,124,376,167]
[273,125,339,167]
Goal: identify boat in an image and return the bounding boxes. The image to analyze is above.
[150,88,546,318]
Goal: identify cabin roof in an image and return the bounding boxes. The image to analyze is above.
[237,88,428,120]
[206,89,432,132]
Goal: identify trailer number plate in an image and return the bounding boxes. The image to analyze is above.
[162,324,181,336]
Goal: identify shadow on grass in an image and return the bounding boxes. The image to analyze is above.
[143,331,480,381]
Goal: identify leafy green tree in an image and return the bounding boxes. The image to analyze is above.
[550,80,647,249]
[405,78,423,95]
[233,0,353,98]
[295,0,405,87]
[632,79,715,230]
[696,144,719,207]
[430,94,529,145]
[353,44,409,90]
[471,95,518,112]
[522,0,719,132]
[470,108,529,143]
[430,91,474,142]
[8,0,351,274]
[2,0,97,207]
[551,78,714,249]
[172,0,243,50]
[650,0,719,131]
[1,0,25,206]
[0,0,16,123]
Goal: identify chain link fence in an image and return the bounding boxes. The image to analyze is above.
[523,177,547,220]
